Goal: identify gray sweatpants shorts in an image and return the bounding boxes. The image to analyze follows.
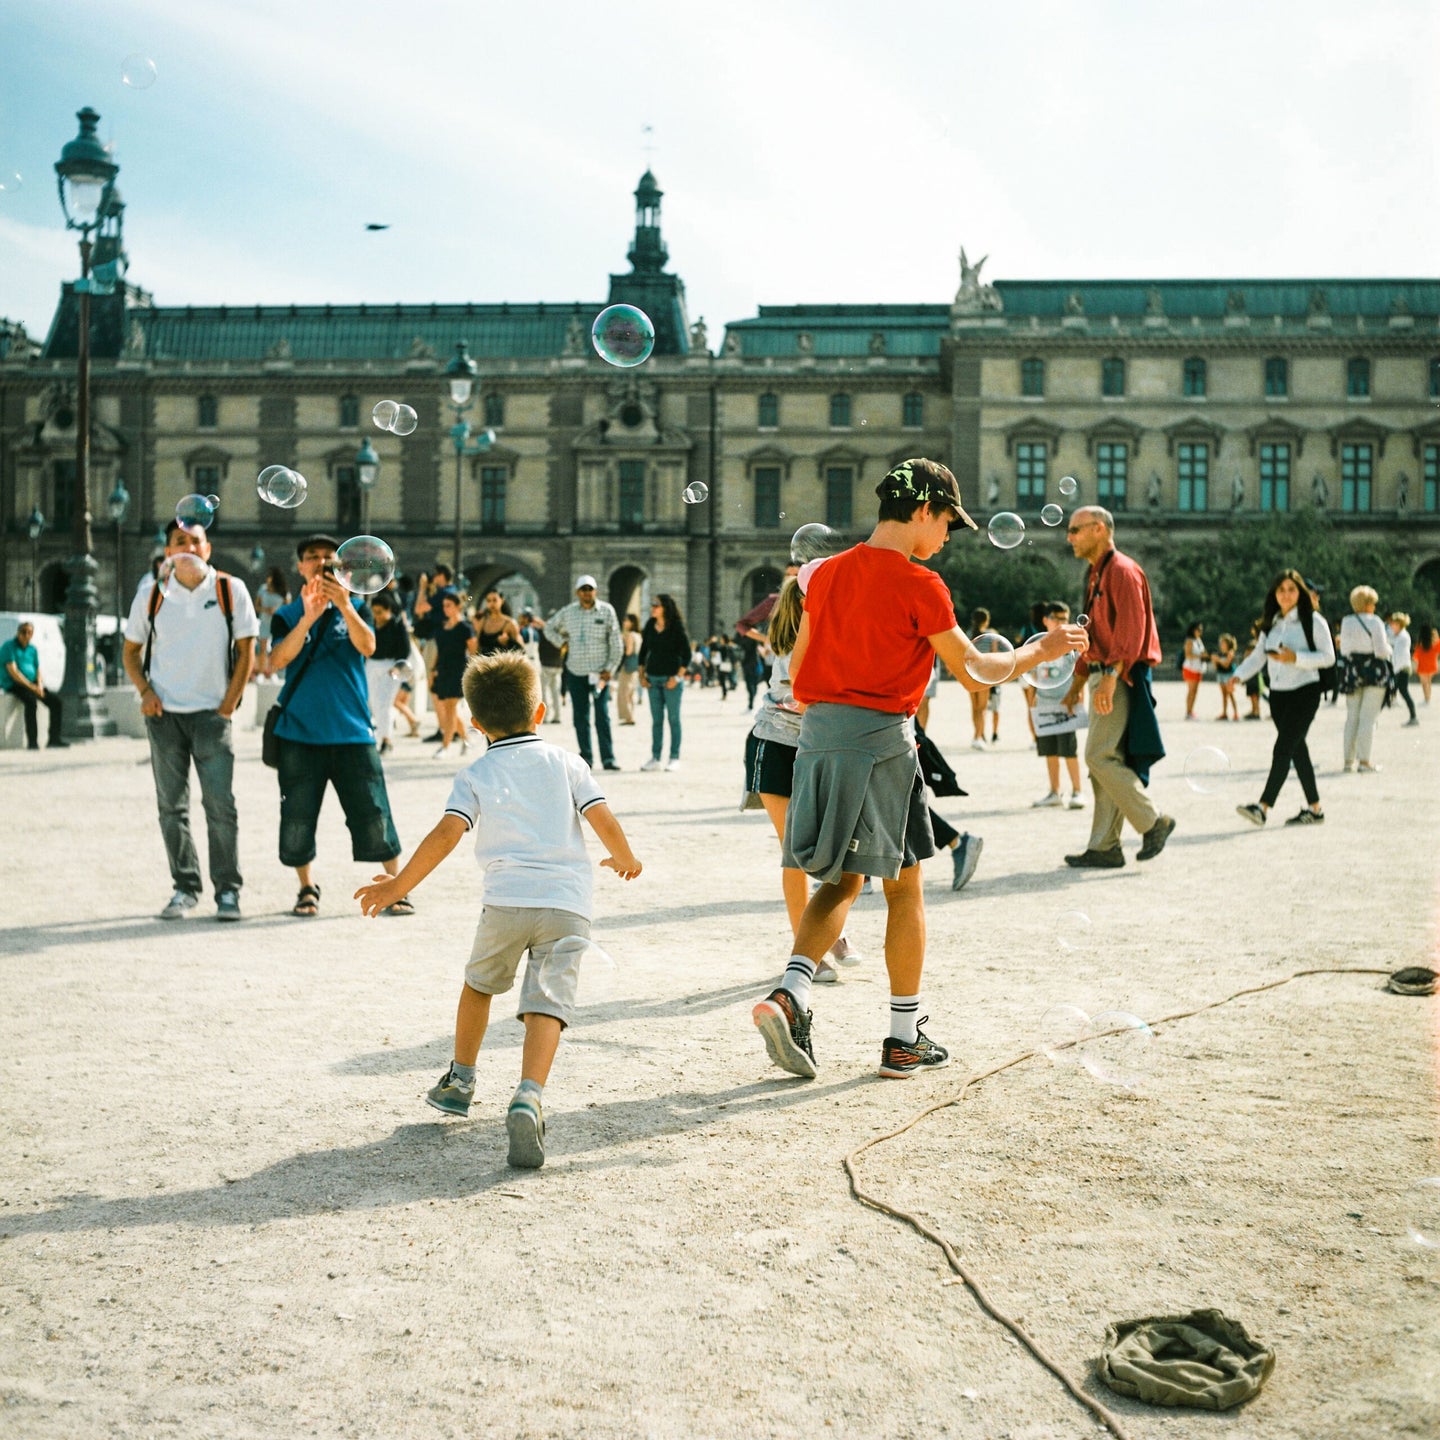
[465,905,591,1028]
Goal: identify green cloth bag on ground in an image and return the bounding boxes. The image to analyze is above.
[1099,1308,1275,1410]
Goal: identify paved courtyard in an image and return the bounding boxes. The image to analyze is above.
[2,678,1437,1439]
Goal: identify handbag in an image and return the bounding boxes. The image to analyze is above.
[262,628,322,769]
[1338,614,1392,694]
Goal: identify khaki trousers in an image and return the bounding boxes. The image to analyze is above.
[1085,673,1158,851]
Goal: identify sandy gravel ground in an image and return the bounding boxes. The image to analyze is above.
[2,677,1437,1440]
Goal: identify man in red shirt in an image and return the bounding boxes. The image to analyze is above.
[1063,506,1174,868]
[751,459,1086,1079]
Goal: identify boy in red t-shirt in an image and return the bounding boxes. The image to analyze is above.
[752,459,1086,1079]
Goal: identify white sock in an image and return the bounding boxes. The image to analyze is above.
[783,955,817,1010]
[889,994,920,1044]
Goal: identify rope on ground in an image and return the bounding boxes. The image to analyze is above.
[842,966,1396,1440]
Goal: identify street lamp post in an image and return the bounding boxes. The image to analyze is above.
[356,437,380,535]
[106,478,130,641]
[54,106,119,738]
[26,505,46,609]
[445,341,478,578]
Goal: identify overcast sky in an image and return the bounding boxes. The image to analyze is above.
[2,0,1437,344]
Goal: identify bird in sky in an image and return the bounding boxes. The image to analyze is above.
[365,223,390,231]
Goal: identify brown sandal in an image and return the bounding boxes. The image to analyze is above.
[292,883,320,917]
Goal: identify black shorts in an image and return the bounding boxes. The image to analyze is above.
[749,736,797,797]
[1036,732,1077,758]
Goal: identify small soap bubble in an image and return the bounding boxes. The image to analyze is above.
[257,465,308,509]
[388,659,414,684]
[1406,1177,1440,1249]
[175,493,217,529]
[683,482,709,505]
[966,631,1015,686]
[333,535,396,595]
[1024,650,1078,696]
[1079,1010,1153,1090]
[1183,746,1231,794]
[1057,910,1092,953]
[121,55,158,90]
[1058,475,1079,498]
[538,934,617,1008]
[987,511,1025,550]
[389,404,418,436]
[1037,1005,1090,1065]
[0,170,22,196]
[1076,613,1090,628]
[790,523,844,564]
[372,400,399,431]
[591,304,656,368]
[1040,503,1064,526]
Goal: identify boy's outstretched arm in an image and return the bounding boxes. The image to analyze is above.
[930,623,1088,692]
[582,803,643,879]
[355,814,468,916]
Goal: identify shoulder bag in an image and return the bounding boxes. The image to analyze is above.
[262,625,323,769]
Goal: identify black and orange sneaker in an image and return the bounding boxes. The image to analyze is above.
[752,988,816,1078]
[879,1019,952,1079]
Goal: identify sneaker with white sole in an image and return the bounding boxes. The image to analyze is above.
[426,1065,475,1117]
[951,834,983,891]
[215,889,242,922]
[879,1019,952,1078]
[158,890,199,920]
[752,987,816,1078]
[970,738,987,752]
[1066,792,1086,810]
[1236,803,1266,827]
[664,758,681,772]
[506,1091,546,1168]
[828,934,863,967]
[1032,792,1063,809]
[814,958,840,984]
[640,758,663,771]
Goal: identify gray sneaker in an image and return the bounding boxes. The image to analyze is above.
[159,891,199,920]
[426,1065,475,1117]
[215,890,241,922]
[506,1091,546,1168]
[951,834,984,891]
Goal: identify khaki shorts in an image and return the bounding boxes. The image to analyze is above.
[465,905,591,1028]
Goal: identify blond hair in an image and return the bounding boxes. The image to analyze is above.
[461,652,539,736]
[1388,611,1410,628]
[1349,584,1379,609]
[766,577,805,656]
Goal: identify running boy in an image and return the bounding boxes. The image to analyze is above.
[356,652,642,1167]
[1031,601,1087,810]
[751,458,1086,1079]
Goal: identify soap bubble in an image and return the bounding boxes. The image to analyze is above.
[121,55,158,90]
[987,512,1025,550]
[683,482,709,505]
[175,493,217,529]
[1079,1011,1153,1090]
[1037,1004,1090,1065]
[1057,911,1093,954]
[1058,475,1078,498]
[592,304,655,368]
[0,170,21,196]
[158,551,208,598]
[1183,746,1232,794]
[790,522,844,564]
[1040,503,1064,526]
[372,400,399,431]
[1406,1177,1440,1249]
[966,631,1015,686]
[389,404,418,436]
[333,536,396,596]
[538,934,618,1008]
[1024,650,1078,696]
[1076,614,1090,628]
[257,465,308,509]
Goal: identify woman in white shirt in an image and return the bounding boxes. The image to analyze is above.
[1388,611,1418,727]
[1231,568,1336,827]
[1339,585,1392,772]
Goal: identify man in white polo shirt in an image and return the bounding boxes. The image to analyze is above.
[122,519,259,921]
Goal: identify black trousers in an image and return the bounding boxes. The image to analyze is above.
[1395,670,1417,722]
[1261,684,1321,808]
[18,688,63,747]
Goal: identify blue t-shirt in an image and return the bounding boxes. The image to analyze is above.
[270,598,376,745]
[0,639,39,692]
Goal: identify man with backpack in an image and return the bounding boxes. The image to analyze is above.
[122,519,259,920]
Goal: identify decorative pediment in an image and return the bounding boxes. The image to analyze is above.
[814,442,866,479]
[1327,417,1390,459]
[1410,418,1440,459]
[743,443,796,479]
[1083,417,1143,457]
[1003,418,1061,457]
[572,374,692,453]
[184,443,232,480]
[1245,416,1306,458]
[1163,416,1225,456]
[466,441,522,475]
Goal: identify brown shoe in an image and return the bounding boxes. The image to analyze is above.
[1064,848,1125,869]
[1138,815,1177,861]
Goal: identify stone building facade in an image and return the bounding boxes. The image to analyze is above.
[3,174,1438,634]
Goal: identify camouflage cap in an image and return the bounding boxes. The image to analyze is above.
[876,458,978,530]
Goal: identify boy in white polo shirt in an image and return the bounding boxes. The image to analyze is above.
[122,519,259,921]
[355,652,642,1168]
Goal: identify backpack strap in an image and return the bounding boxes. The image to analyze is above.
[141,579,165,680]
[141,569,239,680]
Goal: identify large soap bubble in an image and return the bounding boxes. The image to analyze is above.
[790,523,845,564]
[1183,746,1232,794]
[592,305,655,368]
[257,465,308,509]
[1079,1011,1154,1090]
[175,493,217,529]
[965,631,1015,686]
[1058,475,1079,498]
[121,55,158,90]
[987,512,1025,550]
[682,482,709,505]
[372,400,399,431]
[1037,1004,1090,1065]
[389,404,418,436]
[1040,503,1064,526]
[333,536,395,596]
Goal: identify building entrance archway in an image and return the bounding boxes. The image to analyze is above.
[608,564,648,624]
[465,557,542,619]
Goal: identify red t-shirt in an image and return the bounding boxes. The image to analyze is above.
[793,545,956,715]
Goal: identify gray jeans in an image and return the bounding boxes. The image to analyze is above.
[145,709,241,896]
[1343,685,1386,765]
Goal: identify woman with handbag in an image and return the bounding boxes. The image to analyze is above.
[1339,585,1392,773]
[1231,569,1335,828]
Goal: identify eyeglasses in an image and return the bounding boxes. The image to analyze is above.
[1065,523,1096,535]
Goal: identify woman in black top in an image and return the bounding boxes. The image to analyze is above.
[424,590,477,756]
[366,591,413,753]
[475,587,522,654]
[637,593,691,771]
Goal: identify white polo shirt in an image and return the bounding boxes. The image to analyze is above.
[443,733,605,917]
[125,567,259,713]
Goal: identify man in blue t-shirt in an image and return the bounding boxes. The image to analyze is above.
[268,535,407,917]
[0,620,66,749]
